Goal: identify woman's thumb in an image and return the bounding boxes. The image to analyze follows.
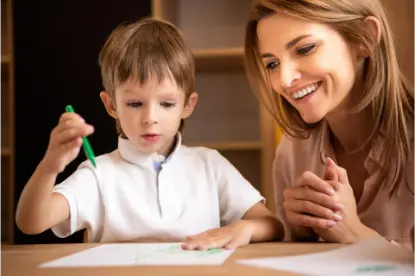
[324,157,338,181]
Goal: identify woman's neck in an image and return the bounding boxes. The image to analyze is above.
[326,76,374,154]
[326,108,373,154]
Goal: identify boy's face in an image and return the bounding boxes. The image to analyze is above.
[101,76,197,156]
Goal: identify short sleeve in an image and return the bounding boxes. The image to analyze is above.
[51,162,103,239]
[211,151,264,226]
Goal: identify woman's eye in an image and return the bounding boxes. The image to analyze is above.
[127,102,142,108]
[161,102,175,108]
[266,61,279,71]
[297,44,316,55]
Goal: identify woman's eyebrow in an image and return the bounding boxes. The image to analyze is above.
[260,34,313,59]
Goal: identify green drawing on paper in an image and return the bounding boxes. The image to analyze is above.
[156,245,223,257]
[134,252,150,264]
[200,248,223,256]
[134,244,225,263]
[353,265,396,273]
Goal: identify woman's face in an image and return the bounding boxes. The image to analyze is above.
[257,13,362,123]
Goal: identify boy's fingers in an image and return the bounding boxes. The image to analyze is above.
[62,137,82,150]
[59,112,84,124]
[225,239,240,250]
[57,125,93,144]
[58,119,85,132]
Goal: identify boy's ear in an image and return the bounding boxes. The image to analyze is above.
[100,91,118,119]
[182,92,198,119]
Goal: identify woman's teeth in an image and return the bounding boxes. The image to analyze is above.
[293,83,319,99]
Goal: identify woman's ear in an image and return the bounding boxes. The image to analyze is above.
[364,16,381,44]
[359,16,382,57]
[100,91,118,119]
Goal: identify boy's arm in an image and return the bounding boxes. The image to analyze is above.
[242,202,285,242]
[16,111,94,235]
[15,160,70,235]
[213,149,284,242]
[182,150,285,250]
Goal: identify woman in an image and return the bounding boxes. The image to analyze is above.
[244,0,414,248]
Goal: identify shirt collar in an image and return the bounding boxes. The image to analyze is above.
[118,132,182,169]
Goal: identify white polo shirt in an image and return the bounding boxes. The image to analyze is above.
[51,133,264,242]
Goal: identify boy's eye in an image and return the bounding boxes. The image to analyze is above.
[161,102,175,108]
[265,60,279,71]
[127,101,142,108]
[297,44,316,55]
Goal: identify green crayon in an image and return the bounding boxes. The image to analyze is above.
[65,105,96,168]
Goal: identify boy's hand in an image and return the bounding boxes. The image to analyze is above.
[42,112,94,174]
[181,220,253,250]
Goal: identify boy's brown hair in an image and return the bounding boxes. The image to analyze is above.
[98,17,195,134]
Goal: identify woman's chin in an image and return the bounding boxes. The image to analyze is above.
[300,112,325,125]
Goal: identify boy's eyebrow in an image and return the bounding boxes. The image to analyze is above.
[158,91,181,98]
[123,89,180,98]
[123,89,138,93]
[261,34,313,59]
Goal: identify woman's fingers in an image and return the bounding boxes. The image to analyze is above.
[324,159,339,181]
[286,211,337,229]
[284,171,348,229]
[297,171,336,195]
[284,186,344,211]
[284,199,343,221]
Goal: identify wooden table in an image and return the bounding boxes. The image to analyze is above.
[2,242,344,276]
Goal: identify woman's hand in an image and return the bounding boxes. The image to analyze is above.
[313,158,378,243]
[283,170,344,235]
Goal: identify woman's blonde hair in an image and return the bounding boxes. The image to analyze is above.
[244,0,414,197]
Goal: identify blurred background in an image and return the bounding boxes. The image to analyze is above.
[1,0,413,245]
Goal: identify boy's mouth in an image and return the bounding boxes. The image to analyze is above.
[141,133,160,142]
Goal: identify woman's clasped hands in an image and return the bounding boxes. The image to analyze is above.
[283,157,377,243]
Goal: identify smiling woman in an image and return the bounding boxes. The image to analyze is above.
[244,0,414,248]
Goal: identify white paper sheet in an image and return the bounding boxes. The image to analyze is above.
[238,237,414,276]
[39,243,234,267]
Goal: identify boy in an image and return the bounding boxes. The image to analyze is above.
[15,17,284,249]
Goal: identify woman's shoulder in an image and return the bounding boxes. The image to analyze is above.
[273,123,326,182]
[275,124,324,161]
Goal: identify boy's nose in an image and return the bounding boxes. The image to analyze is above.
[142,107,158,125]
[142,118,157,125]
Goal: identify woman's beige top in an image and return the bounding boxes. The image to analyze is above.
[273,120,414,249]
